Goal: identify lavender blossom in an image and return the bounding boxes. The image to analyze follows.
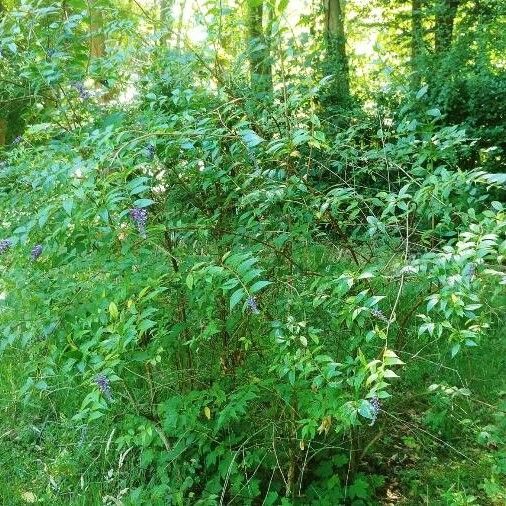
[463,263,476,281]
[74,81,90,100]
[146,144,155,160]
[371,308,389,323]
[369,396,381,426]
[95,373,112,400]
[246,296,260,314]
[0,239,12,254]
[31,244,43,260]
[129,207,148,238]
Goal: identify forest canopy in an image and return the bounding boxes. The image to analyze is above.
[0,0,505,504]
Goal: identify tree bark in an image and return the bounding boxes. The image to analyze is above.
[246,0,272,96]
[434,0,459,54]
[325,0,350,104]
[0,2,5,145]
[0,119,6,147]
[89,0,105,58]
[160,0,175,43]
[411,0,424,88]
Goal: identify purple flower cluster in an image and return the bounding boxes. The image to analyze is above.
[0,239,45,260]
[246,296,260,314]
[463,263,476,280]
[74,81,90,100]
[95,373,112,400]
[31,244,43,260]
[0,239,12,254]
[371,308,389,323]
[129,207,148,238]
[146,144,155,160]
[369,396,381,426]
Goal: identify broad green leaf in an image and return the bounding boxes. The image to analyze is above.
[109,302,119,320]
[250,280,271,293]
[230,288,245,311]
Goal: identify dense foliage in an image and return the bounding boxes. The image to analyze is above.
[0,0,505,504]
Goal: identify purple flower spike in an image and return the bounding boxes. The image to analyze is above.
[246,296,260,314]
[463,263,476,280]
[371,308,389,323]
[0,239,12,254]
[146,144,155,160]
[74,81,90,100]
[129,207,148,238]
[31,244,43,260]
[95,373,112,400]
[369,396,381,426]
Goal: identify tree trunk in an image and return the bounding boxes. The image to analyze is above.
[89,0,105,58]
[411,0,424,88]
[0,119,6,147]
[176,0,187,51]
[434,0,459,54]
[325,0,350,104]
[160,0,175,43]
[0,2,5,145]
[246,0,272,96]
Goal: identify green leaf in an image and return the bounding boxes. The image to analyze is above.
[241,129,264,148]
[426,108,441,117]
[133,198,155,208]
[276,0,288,13]
[109,302,119,320]
[383,349,404,366]
[38,207,50,228]
[358,400,374,420]
[62,199,74,216]
[249,280,271,294]
[464,304,482,311]
[230,288,245,311]
[427,296,439,312]
[416,85,428,99]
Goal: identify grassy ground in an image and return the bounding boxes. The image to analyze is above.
[374,320,506,504]
[1,277,505,505]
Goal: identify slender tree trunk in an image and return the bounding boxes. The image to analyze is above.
[89,0,105,58]
[62,0,70,20]
[246,0,272,96]
[0,119,6,146]
[434,0,459,54]
[160,0,175,43]
[325,0,350,104]
[176,0,187,51]
[0,2,5,145]
[411,0,424,88]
